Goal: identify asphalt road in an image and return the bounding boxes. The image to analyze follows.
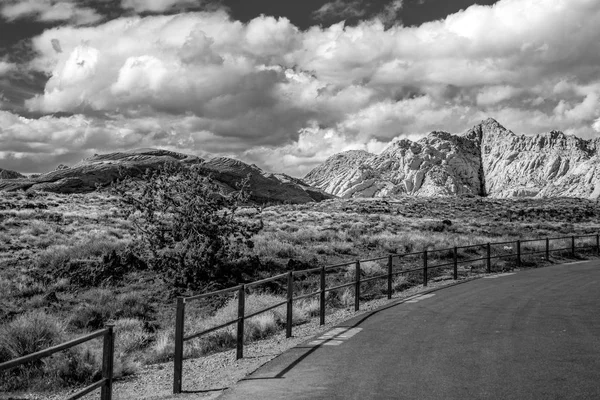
[219,261,600,400]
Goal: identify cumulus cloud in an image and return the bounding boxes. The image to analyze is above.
[5,0,600,177]
[0,0,102,25]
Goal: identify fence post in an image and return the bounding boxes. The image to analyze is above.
[173,297,185,394]
[453,247,458,280]
[423,250,428,287]
[236,285,245,360]
[286,271,293,338]
[100,324,114,400]
[596,234,599,256]
[546,237,550,261]
[486,243,491,273]
[571,236,576,257]
[355,261,361,312]
[387,255,393,299]
[319,266,326,325]
[517,240,521,268]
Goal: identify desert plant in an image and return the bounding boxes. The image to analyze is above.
[112,162,263,290]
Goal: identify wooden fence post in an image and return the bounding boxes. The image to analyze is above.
[546,237,550,261]
[387,255,393,300]
[172,297,185,394]
[101,324,114,400]
[355,261,361,312]
[423,250,428,287]
[571,236,576,257]
[236,285,245,360]
[286,271,293,338]
[453,247,458,280]
[517,240,521,268]
[596,234,599,257]
[319,266,326,325]
[486,243,491,273]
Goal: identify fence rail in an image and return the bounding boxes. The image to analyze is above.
[0,326,115,400]
[172,233,600,394]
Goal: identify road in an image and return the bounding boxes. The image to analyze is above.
[219,261,600,399]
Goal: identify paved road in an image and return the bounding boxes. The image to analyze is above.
[219,261,600,399]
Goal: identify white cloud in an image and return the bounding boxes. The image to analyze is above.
[7,0,600,177]
[476,86,523,106]
[0,0,102,25]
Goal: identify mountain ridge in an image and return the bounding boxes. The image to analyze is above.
[305,118,600,199]
[0,149,333,204]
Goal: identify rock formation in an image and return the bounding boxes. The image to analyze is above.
[0,149,332,204]
[305,118,600,199]
[0,168,25,180]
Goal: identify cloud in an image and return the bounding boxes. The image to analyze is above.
[120,0,202,13]
[5,0,600,177]
[0,61,16,76]
[377,0,403,27]
[0,0,102,25]
[312,0,367,22]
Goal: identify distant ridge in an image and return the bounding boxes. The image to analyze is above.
[0,149,332,204]
[305,118,600,199]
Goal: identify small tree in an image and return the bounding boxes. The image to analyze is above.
[113,162,262,290]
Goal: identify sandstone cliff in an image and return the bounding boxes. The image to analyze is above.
[305,118,600,199]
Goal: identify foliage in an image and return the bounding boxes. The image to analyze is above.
[113,162,263,290]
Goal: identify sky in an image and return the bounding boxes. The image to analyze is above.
[0,0,599,176]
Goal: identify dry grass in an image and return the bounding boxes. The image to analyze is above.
[1,191,599,395]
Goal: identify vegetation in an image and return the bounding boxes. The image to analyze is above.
[112,163,262,291]
[1,188,599,395]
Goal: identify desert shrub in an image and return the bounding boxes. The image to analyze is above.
[112,162,263,290]
[0,311,139,391]
[114,318,151,355]
[0,311,65,363]
[70,290,155,330]
[52,249,146,287]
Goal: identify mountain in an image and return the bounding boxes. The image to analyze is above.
[0,168,25,180]
[0,149,332,204]
[305,118,600,199]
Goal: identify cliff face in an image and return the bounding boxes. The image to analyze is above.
[305,118,600,199]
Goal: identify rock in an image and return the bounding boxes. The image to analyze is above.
[200,157,334,204]
[0,168,26,180]
[305,118,600,200]
[0,149,332,204]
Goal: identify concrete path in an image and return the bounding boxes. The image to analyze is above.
[219,261,600,399]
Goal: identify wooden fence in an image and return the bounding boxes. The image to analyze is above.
[0,325,115,400]
[172,233,600,393]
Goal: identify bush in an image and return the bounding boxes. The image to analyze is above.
[0,311,65,363]
[113,162,263,290]
[70,290,155,330]
[0,311,101,392]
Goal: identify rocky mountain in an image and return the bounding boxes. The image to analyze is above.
[0,168,25,180]
[0,149,332,204]
[305,118,600,199]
